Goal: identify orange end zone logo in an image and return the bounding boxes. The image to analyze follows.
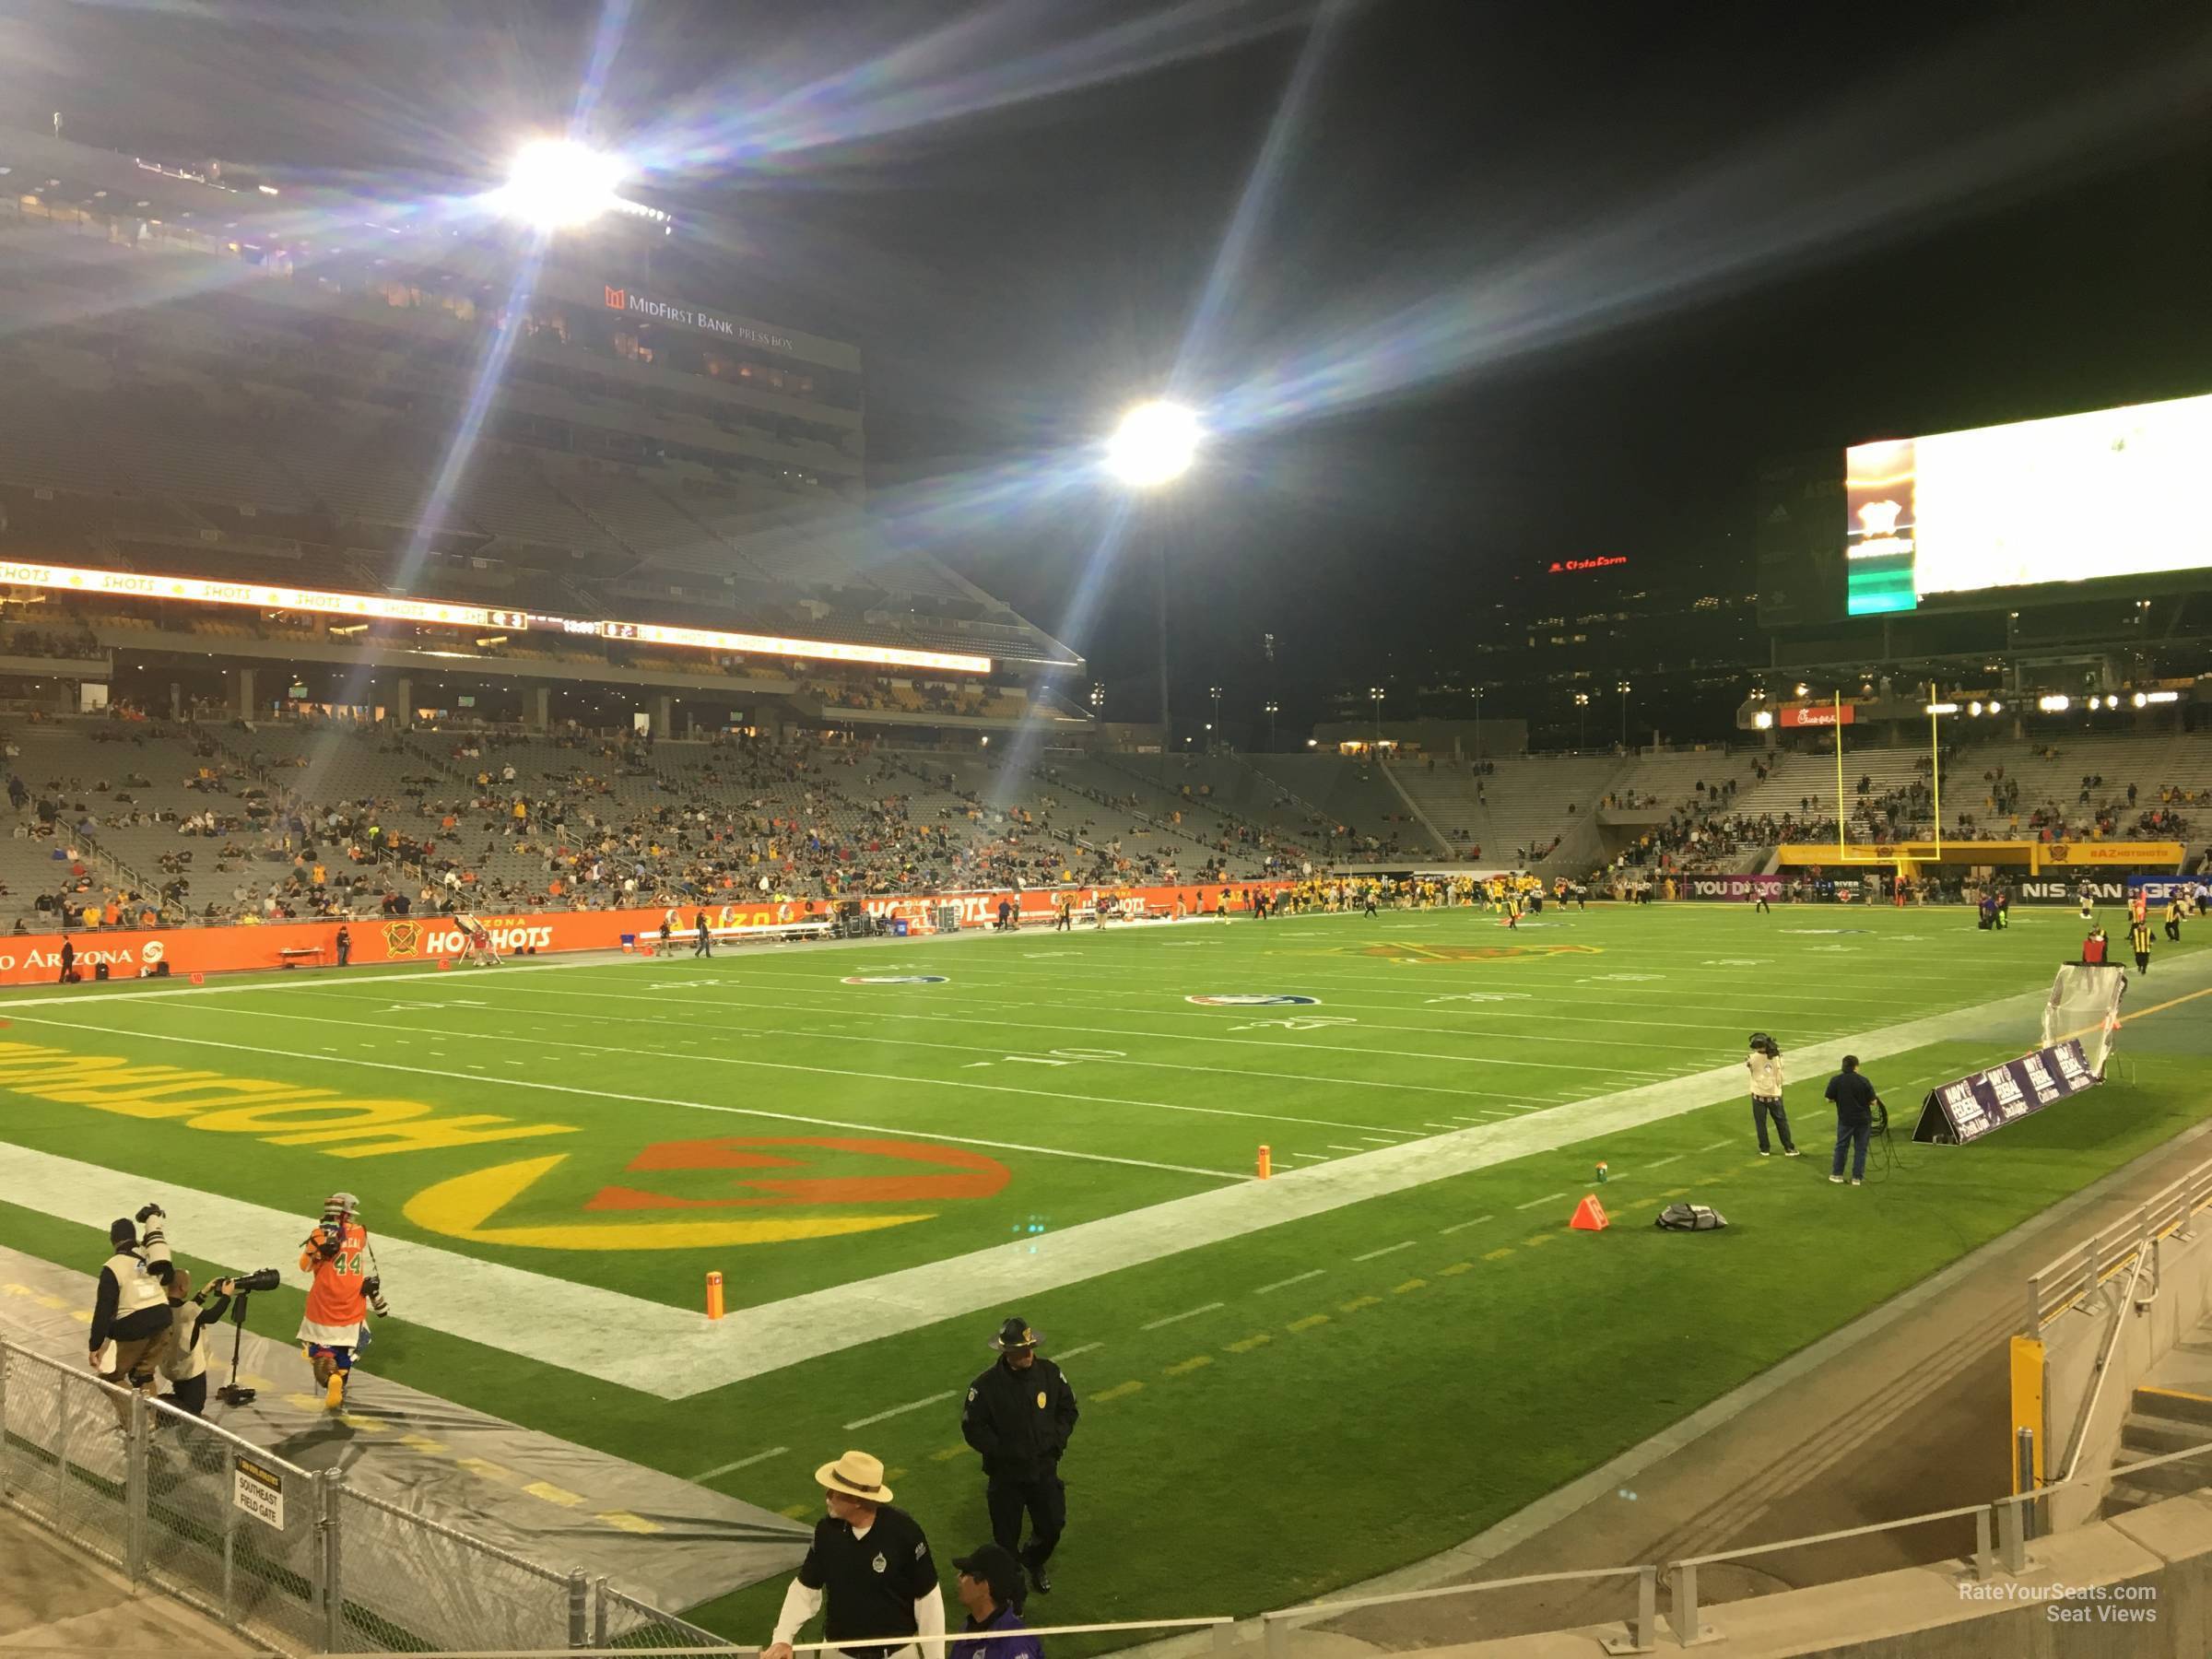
[403,1136,1010,1250]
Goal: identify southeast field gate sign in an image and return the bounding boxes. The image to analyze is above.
[234,1455,285,1530]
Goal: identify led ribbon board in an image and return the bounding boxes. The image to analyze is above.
[0,559,991,675]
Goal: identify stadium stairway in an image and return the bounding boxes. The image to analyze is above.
[2102,1324,2212,1518]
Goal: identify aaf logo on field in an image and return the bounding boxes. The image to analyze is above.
[405,1135,1010,1251]
[843,974,948,985]
[1186,994,1319,1006]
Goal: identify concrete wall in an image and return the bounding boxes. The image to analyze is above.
[1412,1488,2212,1657]
[2042,1221,2212,1532]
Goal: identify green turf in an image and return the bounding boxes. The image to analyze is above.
[0,900,2205,1648]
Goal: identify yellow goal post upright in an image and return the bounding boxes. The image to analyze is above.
[1825,686,1945,883]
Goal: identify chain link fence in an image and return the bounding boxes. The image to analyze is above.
[0,1336,733,1653]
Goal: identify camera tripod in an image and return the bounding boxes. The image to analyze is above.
[214,1290,258,1408]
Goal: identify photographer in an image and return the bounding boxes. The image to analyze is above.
[88,1205,173,1424]
[159,1269,236,1418]
[1745,1034,1798,1158]
[1824,1054,1884,1187]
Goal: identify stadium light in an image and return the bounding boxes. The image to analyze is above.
[496,139,625,229]
[2133,691,2147,710]
[1751,710,1774,729]
[1987,700,2003,714]
[1106,401,1202,488]
[1925,700,1959,715]
[2038,694,2070,712]
[2146,690,2181,704]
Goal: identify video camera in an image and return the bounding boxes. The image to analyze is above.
[1747,1031,1782,1059]
[212,1265,284,1407]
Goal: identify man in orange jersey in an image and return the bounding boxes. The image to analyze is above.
[297,1193,389,1409]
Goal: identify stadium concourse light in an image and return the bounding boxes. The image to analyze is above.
[1106,400,1202,488]
[497,139,625,229]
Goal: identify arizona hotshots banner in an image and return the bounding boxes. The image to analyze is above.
[0,881,1297,987]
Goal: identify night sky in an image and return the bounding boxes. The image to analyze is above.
[6,1,2212,723]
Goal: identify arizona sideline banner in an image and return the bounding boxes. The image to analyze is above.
[0,880,1298,987]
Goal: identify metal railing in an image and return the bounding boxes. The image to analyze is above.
[0,1336,726,1653]
[2027,1147,2212,1332]
[1262,1566,1658,1656]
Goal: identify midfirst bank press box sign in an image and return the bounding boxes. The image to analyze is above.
[1913,1040,2100,1146]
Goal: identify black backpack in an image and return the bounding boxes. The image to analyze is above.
[1655,1202,1727,1231]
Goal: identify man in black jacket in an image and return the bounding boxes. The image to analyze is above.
[88,1206,174,1424]
[961,1317,1078,1593]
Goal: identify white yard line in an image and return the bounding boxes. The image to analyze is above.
[697,1446,789,1481]
[843,1390,959,1430]
[1514,1192,1570,1211]
[5,1013,1242,1183]
[1350,1241,1416,1263]
[1139,1302,1226,1332]
[327,982,1538,1107]
[1439,1215,1494,1236]
[1054,1342,1102,1362]
[1255,1269,1325,1296]
[1642,1154,1684,1171]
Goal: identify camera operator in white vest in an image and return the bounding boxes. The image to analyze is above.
[158,1269,237,1419]
[88,1205,174,1425]
[1746,1033,1799,1159]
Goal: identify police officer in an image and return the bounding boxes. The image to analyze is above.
[961,1317,1078,1594]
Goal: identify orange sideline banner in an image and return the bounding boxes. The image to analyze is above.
[0,881,1298,987]
[1773,840,2184,870]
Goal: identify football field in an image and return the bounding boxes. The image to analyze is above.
[2,899,2209,1641]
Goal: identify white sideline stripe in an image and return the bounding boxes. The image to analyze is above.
[0,959,2131,1396]
[1055,1342,1102,1361]
[6,1014,1241,1184]
[1440,1215,1494,1236]
[1643,1154,1684,1171]
[0,1142,703,1394]
[1514,1193,1569,1211]
[843,1390,958,1430]
[1350,1241,1415,1263]
[1255,1270,1324,1296]
[1697,1138,1731,1152]
[1360,1135,1400,1145]
[1326,1144,1367,1152]
[697,1446,788,1481]
[1139,1302,1225,1332]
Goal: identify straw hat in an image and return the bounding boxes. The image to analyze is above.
[815,1449,893,1504]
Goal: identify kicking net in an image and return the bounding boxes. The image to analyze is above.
[2043,962,2127,1078]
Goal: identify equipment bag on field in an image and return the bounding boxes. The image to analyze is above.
[1655,1202,1727,1232]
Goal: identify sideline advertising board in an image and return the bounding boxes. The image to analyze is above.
[0,882,1300,987]
[1912,1040,2102,1146]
